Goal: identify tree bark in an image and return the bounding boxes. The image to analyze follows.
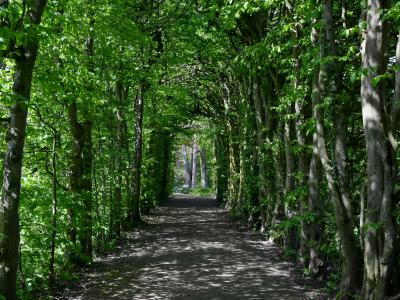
[360,1,396,298]
[312,2,362,296]
[127,84,146,226]
[243,74,259,223]
[285,0,308,260]
[297,99,309,264]
[67,13,95,263]
[160,133,172,201]
[200,147,208,189]
[270,121,285,245]
[316,22,361,294]
[191,139,198,189]
[222,79,241,211]
[49,132,58,288]
[68,102,93,264]
[182,144,191,188]
[308,72,323,276]
[307,129,322,275]
[0,1,47,298]
[112,79,128,237]
[215,127,228,203]
[81,120,93,257]
[253,75,268,233]
[284,103,297,253]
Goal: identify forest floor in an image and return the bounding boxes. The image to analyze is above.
[59,194,326,300]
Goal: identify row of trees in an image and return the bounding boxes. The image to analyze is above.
[204,1,400,299]
[177,137,209,191]
[1,0,200,298]
[1,0,400,299]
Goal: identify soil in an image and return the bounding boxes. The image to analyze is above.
[59,194,326,300]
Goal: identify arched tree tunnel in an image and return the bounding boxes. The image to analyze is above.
[1,1,400,299]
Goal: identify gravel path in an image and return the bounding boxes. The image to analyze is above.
[60,194,325,300]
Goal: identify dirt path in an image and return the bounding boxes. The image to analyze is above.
[60,194,324,300]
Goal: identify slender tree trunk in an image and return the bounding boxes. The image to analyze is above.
[68,102,93,264]
[308,75,323,276]
[127,85,146,226]
[284,0,308,260]
[109,125,116,235]
[112,79,128,237]
[291,25,309,264]
[215,127,228,202]
[260,76,275,231]
[242,74,259,223]
[284,103,297,253]
[323,4,357,278]
[316,33,361,296]
[93,134,101,252]
[221,78,241,212]
[160,134,172,200]
[182,144,191,188]
[191,139,198,189]
[81,17,94,258]
[361,1,396,298]
[270,122,285,244]
[113,158,122,237]
[309,3,361,296]
[228,122,241,211]
[0,2,47,298]
[200,147,208,189]
[81,121,93,257]
[297,104,309,264]
[49,132,58,288]
[68,102,81,255]
[252,75,268,233]
[67,15,95,263]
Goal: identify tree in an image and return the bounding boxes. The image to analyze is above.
[0,1,47,298]
[360,0,398,298]
[200,146,208,189]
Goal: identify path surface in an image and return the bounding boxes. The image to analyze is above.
[61,194,324,300]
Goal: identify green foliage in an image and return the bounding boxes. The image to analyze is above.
[191,187,215,197]
[1,0,400,298]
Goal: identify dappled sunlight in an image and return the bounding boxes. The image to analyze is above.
[60,195,323,299]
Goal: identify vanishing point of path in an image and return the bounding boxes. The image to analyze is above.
[61,195,324,300]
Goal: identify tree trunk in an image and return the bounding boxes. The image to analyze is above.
[243,74,259,223]
[360,1,396,298]
[221,78,241,211]
[284,0,308,260]
[307,133,322,275]
[112,79,128,238]
[291,23,309,264]
[49,132,58,288]
[308,74,323,276]
[0,2,47,298]
[160,133,172,201]
[182,144,191,188]
[200,147,208,189]
[297,103,309,264]
[127,84,146,226]
[270,121,285,244]
[215,128,228,202]
[253,75,268,233]
[191,139,198,189]
[284,103,297,253]
[312,2,362,296]
[316,30,361,296]
[80,121,93,257]
[67,15,95,264]
[68,102,93,264]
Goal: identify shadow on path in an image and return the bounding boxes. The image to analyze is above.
[60,194,324,300]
